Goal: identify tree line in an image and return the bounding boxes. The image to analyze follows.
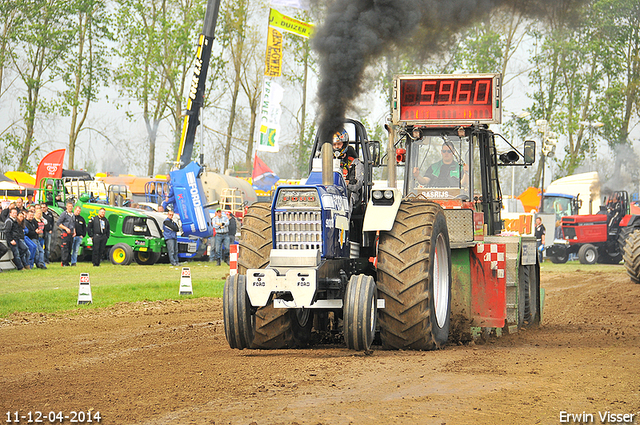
[0,0,638,189]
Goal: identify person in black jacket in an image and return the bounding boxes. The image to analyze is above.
[87,208,110,266]
[5,208,29,270]
[71,206,86,266]
[56,201,76,267]
[0,201,16,223]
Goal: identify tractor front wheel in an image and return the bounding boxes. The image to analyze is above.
[549,253,568,264]
[109,243,133,265]
[377,201,452,350]
[223,274,255,349]
[578,244,598,265]
[344,274,377,351]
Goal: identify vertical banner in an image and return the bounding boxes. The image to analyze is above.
[258,78,284,152]
[264,27,283,77]
[258,9,314,153]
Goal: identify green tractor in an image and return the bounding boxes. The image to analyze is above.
[39,178,165,265]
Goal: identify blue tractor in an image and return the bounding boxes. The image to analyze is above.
[224,119,385,350]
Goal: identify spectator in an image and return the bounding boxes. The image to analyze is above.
[0,232,7,268]
[5,208,29,270]
[227,211,237,242]
[212,208,229,266]
[41,203,54,264]
[87,207,109,267]
[163,209,180,267]
[15,197,28,215]
[71,206,86,266]
[56,201,76,267]
[0,201,16,223]
[23,210,38,269]
[534,217,546,264]
[45,183,54,205]
[26,194,34,207]
[226,211,237,263]
[33,209,47,269]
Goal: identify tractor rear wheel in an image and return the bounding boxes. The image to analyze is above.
[237,203,303,349]
[223,274,255,349]
[134,250,161,265]
[344,274,377,351]
[623,229,640,284]
[578,244,598,265]
[377,201,452,350]
[597,246,622,264]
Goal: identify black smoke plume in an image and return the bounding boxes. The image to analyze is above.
[311,0,585,144]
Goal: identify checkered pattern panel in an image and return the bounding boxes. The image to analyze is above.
[476,243,506,281]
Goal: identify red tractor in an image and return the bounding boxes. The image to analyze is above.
[546,191,640,264]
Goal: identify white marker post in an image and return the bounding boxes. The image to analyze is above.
[179,267,193,295]
[77,273,93,305]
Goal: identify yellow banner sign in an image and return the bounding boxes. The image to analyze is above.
[265,27,283,77]
[268,8,314,39]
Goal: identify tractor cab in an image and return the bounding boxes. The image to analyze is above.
[395,124,534,237]
[601,191,629,230]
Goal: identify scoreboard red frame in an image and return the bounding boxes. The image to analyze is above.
[393,74,502,125]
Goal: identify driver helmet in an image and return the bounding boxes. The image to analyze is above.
[333,129,349,158]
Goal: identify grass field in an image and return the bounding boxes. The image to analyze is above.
[0,259,629,319]
[0,261,227,318]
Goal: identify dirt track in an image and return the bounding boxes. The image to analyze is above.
[1,266,639,425]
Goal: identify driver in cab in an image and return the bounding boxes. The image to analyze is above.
[412,142,469,187]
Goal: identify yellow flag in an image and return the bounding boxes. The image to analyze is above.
[268,8,314,39]
[264,27,283,77]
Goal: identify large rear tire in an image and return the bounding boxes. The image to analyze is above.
[578,244,598,265]
[223,274,255,349]
[377,201,452,350]
[344,274,377,351]
[238,203,299,349]
[623,229,640,284]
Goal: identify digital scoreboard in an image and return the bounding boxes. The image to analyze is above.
[392,74,502,125]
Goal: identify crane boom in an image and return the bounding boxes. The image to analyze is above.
[176,0,222,168]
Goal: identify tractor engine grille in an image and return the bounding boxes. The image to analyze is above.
[563,227,575,239]
[274,210,323,250]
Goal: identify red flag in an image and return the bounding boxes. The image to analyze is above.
[252,153,279,192]
[35,149,66,189]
